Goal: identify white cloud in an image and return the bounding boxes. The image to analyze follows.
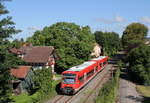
[95,15,125,24]
[114,15,125,23]
[95,18,114,24]
[140,16,150,24]
[27,26,41,31]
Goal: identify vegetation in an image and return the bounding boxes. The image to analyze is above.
[94,31,121,57]
[27,22,95,70]
[12,68,60,103]
[11,38,25,48]
[122,23,148,51]
[127,44,150,85]
[0,0,21,102]
[12,80,60,103]
[136,85,150,97]
[95,69,120,103]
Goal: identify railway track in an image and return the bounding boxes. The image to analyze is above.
[83,67,111,103]
[51,65,112,103]
[53,95,73,103]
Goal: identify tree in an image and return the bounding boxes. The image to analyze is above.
[27,22,95,70]
[122,23,148,51]
[127,44,150,85]
[11,38,25,48]
[0,0,21,102]
[94,31,120,56]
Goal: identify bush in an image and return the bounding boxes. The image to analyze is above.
[127,45,150,85]
[31,67,52,102]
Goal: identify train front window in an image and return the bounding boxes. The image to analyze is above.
[63,74,76,84]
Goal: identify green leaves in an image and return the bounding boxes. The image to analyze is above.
[31,68,52,101]
[94,31,120,57]
[127,45,150,85]
[27,22,95,70]
[122,23,148,51]
[0,1,21,102]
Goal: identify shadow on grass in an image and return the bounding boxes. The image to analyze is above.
[126,95,143,102]
[126,95,150,103]
[55,82,62,95]
[142,96,150,103]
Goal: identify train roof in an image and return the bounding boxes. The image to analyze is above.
[90,56,107,61]
[67,61,96,72]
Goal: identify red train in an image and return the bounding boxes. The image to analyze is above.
[60,56,109,94]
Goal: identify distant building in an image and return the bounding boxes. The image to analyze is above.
[91,43,102,57]
[145,40,150,46]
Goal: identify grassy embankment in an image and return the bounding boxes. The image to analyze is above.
[136,85,150,103]
[95,68,120,103]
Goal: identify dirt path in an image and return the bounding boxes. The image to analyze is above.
[118,69,143,103]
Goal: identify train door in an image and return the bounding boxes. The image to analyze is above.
[99,62,103,70]
[84,73,87,81]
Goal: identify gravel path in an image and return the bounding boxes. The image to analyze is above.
[118,69,143,103]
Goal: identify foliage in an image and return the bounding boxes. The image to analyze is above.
[11,38,25,48]
[12,93,33,103]
[30,67,52,102]
[95,69,120,103]
[122,23,148,51]
[12,80,60,103]
[0,0,21,102]
[127,44,150,85]
[94,31,120,56]
[27,22,95,69]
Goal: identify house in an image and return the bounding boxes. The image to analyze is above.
[145,40,150,46]
[10,66,33,95]
[23,46,55,70]
[10,44,59,73]
[91,43,102,57]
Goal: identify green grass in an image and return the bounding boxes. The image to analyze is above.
[12,93,33,103]
[136,85,150,97]
[55,74,62,78]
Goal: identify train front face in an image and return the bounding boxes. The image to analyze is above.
[61,72,77,94]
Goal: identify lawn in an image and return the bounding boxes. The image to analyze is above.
[136,85,150,97]
[12,93,33,103]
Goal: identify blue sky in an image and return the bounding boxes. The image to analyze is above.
[4,0,150,40]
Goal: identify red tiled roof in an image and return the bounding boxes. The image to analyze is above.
[9,48,20,54]
[23,46,54,63]
[9,43,33,55]
[10,66,31,78]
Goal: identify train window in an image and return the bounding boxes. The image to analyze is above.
[99,63,103,67]
[63,74,76,78]
[87,69,94,78]
[103,61,107,65]
[63,78,75,84]
[63,74,76,84]
[79,76,84,83]
[95,66,98,71]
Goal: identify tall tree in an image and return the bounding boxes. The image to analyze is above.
[27,22,95,70]
[0,0,20,102]
[127,44,150,85]
[122,23,148,51]
[94,31,120,56]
